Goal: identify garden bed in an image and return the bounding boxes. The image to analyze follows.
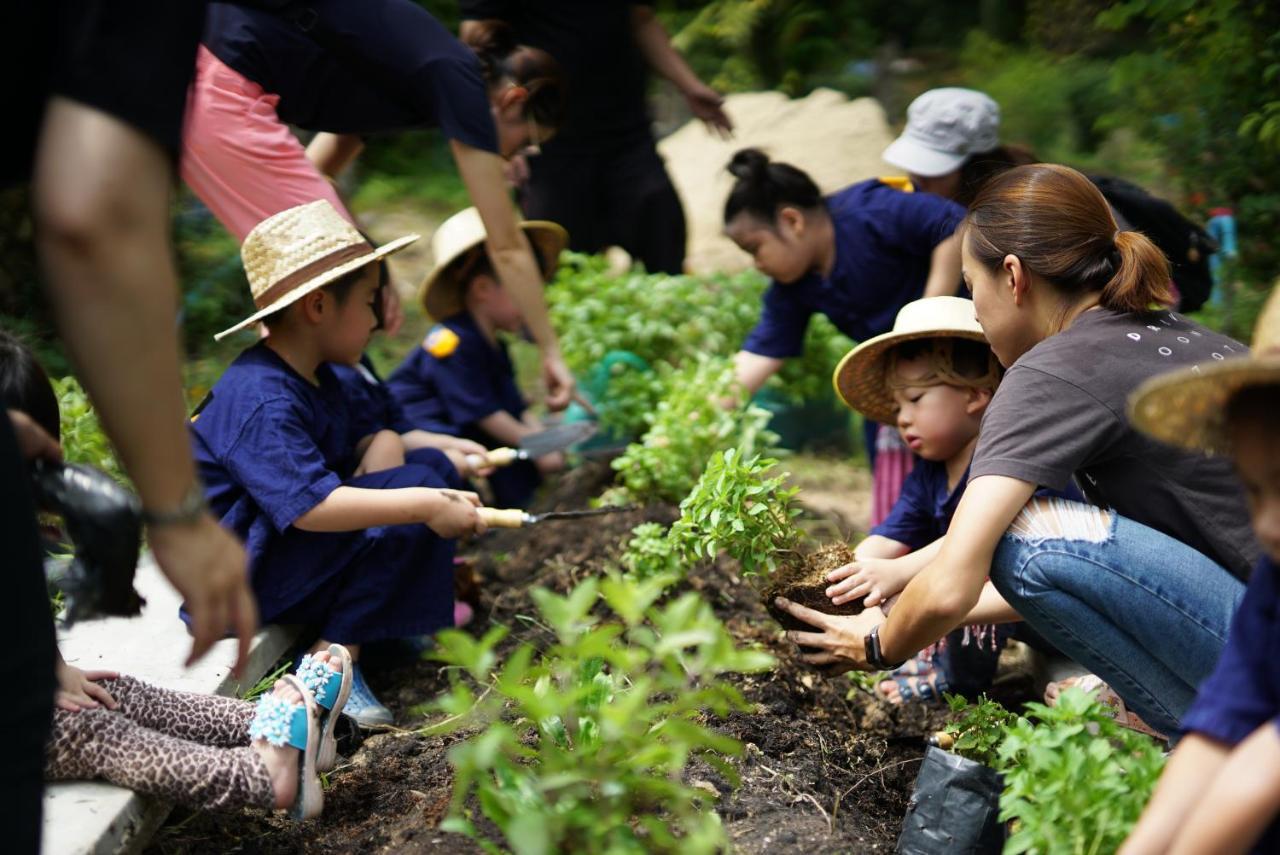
[147,459,1030,854]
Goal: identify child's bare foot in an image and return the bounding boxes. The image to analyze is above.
[251,680,303,809]
[877,670,949,705]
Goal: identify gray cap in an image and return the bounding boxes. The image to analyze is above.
[882,88,1001,178]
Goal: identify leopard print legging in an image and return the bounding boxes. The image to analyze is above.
[45,676,274,811]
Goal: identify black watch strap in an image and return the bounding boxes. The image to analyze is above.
[865,624,906,670]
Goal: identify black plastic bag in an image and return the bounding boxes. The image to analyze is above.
[33,460,144,624]
[896,746,1004,854]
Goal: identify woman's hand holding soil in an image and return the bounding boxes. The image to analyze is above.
[775,597,886,673]
[826,556,915,607]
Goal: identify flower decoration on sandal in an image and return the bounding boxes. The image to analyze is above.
[295,654,332,695]
[248,693,302,747]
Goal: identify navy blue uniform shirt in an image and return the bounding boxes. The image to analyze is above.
[742,181,965,358]
[333,359,413,439]
[191,343,355,559]
[385,312,526,440]
[204,0,498,149]
[1180,556,1280,854]
[872,459,1083,550]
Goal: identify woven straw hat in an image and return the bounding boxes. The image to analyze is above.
[832,296,990,424]
[215,200,418,341]
[419,206,568,320]
[1129,286,1279,454]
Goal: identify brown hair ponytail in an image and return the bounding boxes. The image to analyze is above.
[462,21,566,129]
[964,164,1172,314]
[1107,230,1174,313]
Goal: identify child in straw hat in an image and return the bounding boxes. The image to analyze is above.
[828,296,1079,704]
[192,200,487,728]
[1123,286,1280,855]
[386,206,569,508]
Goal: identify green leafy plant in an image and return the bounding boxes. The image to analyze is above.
[669,447,802,576]
[428,575,774,855]
[53,375,125,483]
[996,687,1166,855]
[943,694,1021,769]
[608,358,775,505]
[618,522,683,580]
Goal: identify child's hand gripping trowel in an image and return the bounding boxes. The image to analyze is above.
[465,421,597,470]
[477,505,635,529]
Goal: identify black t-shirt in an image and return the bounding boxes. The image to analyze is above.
[459,0,653,151]
[203,0,498,150]
[970,307,1259,580]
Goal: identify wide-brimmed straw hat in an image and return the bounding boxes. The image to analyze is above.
[216,200,418,340]
[419,207,568,320]
[1129,286,1279,454]
[832,296,991,424]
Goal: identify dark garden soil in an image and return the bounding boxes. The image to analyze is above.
[147,460,1029,854]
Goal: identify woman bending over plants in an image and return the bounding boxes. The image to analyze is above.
[773,164,1257,740]
[720,148,964,527]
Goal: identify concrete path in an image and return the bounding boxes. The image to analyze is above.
[42,557,294,855]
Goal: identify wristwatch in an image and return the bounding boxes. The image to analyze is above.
[141,480,208,528]
[865,624,906,671]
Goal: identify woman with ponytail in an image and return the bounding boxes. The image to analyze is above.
[774,164,1259,740]
[182,2,577,408]
[722,147,965,524]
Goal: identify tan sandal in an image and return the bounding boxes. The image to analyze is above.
[1045,674,1165,741]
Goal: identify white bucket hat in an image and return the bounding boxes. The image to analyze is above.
[419,207,568,321]
[832,296,998,424]
[882,88,1001,178]
[216,200,417,340]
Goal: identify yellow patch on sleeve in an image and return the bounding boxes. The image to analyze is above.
[877,175,915,193]
[425,326,460,358]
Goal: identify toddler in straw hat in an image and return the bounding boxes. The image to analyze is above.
[385,206,569,509]
[1124,286,1280,855]
[828,296,1079,704]
[191,201,487,728]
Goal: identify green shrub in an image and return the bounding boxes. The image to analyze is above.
[608,358,776,505]
[428,575,774,855]
[618,522,683,581]
[669,447,802,576]
[943,693,1019,769]
[53,376,125,483]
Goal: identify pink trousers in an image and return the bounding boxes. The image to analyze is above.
[181,46,351,241]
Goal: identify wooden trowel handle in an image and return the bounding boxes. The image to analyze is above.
[478,507,527,528]
[466,447,520,471]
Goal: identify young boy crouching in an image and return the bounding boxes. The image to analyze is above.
[1123,286,1280,854]
[827,296,1078,703]
[192,201,486,727]
[385,207,568,509]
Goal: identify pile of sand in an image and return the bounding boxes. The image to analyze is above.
[657,88,895,275]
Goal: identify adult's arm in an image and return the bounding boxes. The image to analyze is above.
[923,231,962,298]
[630,6,732,137]
[1120,734,1231,855]
[731,350,784,398]
[774,474,1033,670]
[33,99,257,673]
[452,138,574,409]
[307,132,365,180]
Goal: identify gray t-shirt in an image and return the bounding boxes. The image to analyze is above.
[970,307,1259,580]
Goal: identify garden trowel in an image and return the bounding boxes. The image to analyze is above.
[465,421,597,470]
[478,505,635,529]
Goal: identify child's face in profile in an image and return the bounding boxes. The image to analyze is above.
[889,353,989,463]
[724,210,817,285]
[321,266,381,365]
[1231,411,1280,563]
[472,274,524,333]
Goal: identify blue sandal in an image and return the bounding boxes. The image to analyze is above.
[294,645,352,772]
[885,671,950,706]
[248,674,322,820]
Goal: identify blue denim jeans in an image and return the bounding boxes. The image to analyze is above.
[990,507,1245,737]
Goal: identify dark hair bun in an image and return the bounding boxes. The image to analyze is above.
[727,148,770,182]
